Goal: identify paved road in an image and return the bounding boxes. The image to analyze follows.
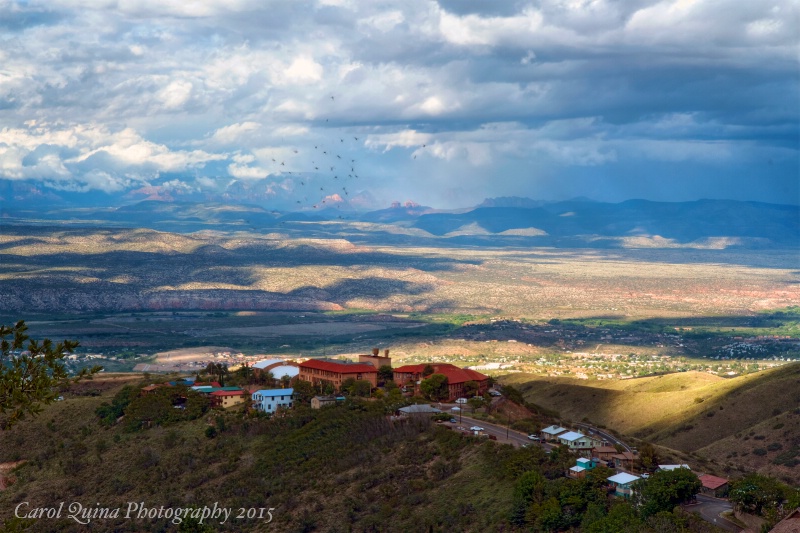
[443,413,552,450]
[685,495,741,532]
[575,422,631,452]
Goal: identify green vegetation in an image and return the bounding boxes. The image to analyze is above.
[632,469,702,518]
[729,473,800,527]
[420,374,449,401]
[1,321,101,429]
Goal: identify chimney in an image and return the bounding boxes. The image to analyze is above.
[372,348,379,356]
[384,349,390,357]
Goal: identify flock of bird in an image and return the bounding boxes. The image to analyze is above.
[264,95,429,213]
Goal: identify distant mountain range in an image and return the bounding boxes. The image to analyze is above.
[1,178,797,249]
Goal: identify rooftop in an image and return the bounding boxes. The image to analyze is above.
[392,363,488,385]
[252,388,294,396]
[559,431,586,442]
[659,464,691,471]
[607,472,641,485]
[299,358,377,374]
[698,474,728,490]
[210,390,246,396]
[542,425,567,435]
[398,405,442,414]
[253,359,284,369]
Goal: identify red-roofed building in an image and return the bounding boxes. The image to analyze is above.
[298,359,378,390]
[698,474,729,497]
[770,507,800,533]
[193,382,222,388]
[392,363,489,401]
[209,389,247,409]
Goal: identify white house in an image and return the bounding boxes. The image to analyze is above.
[557,431,601,452]
[658,464,691,472]
[252,388,294,414]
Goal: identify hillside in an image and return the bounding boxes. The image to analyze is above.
[502,363,800,485]
[0,377,519,532]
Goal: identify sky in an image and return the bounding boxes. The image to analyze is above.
[0,0,797,209]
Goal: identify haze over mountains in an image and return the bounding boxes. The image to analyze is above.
[2,183,797,249]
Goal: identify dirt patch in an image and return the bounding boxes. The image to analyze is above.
[0,461,25,490]
[154,346,235,363]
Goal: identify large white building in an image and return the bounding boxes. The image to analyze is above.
[252,388,294,413]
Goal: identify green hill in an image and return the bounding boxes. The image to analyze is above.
[503,363,800,485]
[0,377,519,532]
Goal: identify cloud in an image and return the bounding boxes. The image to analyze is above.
[0,0,794,207]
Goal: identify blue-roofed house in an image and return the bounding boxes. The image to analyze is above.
[607,472,641,498]
[252,388,294,414]
[568,457,600,479]
[558,431,603,455]
[540,425,567,441]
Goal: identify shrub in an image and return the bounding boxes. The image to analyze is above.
[753,448,767,456]
[766,443,783,452]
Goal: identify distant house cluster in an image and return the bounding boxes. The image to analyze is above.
[563,451,729,502]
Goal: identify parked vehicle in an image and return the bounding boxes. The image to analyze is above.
[470,426,484,431]
[527,434,540,441]
[455,398,468,404]
[450,418,457,423]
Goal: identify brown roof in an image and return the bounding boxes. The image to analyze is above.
[593,446,618,453]
[392,363,488,385]
[698,474,728,490]
[612,452,635,461]
[770,508,800,533]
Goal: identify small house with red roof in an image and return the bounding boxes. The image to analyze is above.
[392,363,489,402]
[209,389,247,409]
[298,359,378,390]
[698,474,729,498]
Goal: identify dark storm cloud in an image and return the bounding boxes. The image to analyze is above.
[0,0,796,207]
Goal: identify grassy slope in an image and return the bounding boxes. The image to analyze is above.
[0,378,515,533]
[503,363,800,484]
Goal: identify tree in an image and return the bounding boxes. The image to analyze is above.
[633,468,702,518]
[419,373,449,401]
[292,379,315,404]
[729,473,786,516]
[422,364,435,377]
[95,384,138,426]
[377,365,394,385]
[1,320,101,429]
[467,396,485,413]
[236,363,253,383]
[205,362,229,386]
[351,380,372,397]
[463,380,479,397]
[637,441,659,472]
[341,377,357,394]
